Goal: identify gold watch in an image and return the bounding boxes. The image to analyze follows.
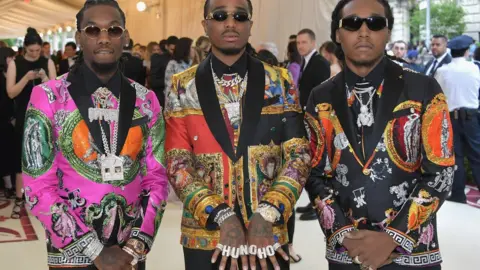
[126,239,146,255]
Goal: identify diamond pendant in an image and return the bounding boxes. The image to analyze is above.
[357,105,374,127]
[99,154,124,182]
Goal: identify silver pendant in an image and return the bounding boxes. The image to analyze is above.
[224,102,241,126]
[88,108,119,122]
[99,154,124,182]
[357,105,374,128]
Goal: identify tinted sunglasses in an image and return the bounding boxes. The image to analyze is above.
[339,16,388,31]
[206,10,251,22]
[80,25,125,39]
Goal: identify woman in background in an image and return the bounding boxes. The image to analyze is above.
[6,28,56,218]
[320,41,342,77]
[0,47,16,199]
[286,41,302,86]
[164,37,194,95]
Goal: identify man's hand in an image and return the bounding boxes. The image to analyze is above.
[343,230,398,270]
[93,246,133,270]
[211,215,248,270]
[247,213,289,270]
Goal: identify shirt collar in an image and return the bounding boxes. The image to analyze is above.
[304,49,317,67]
[345,57,386,89]
[81,64,122,98]
[435,52,449,63]
[211,52,248,79]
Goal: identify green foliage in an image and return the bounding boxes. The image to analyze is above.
[410,1,466,39]
[0,39,16,47]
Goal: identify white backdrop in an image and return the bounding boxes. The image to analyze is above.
[120,0,337,60]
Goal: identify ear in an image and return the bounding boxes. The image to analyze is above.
[75,31,81,48]
[201,20,208,36]
[124,30,131,46]
[335,29,341,44]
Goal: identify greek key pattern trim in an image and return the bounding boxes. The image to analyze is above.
[394,250,442,267]
[385,228,415,253]
[327,226,355,249]
[48,253,92,267]
[61,232,97,260]
[130,228,154,251]
[326,247,353,264]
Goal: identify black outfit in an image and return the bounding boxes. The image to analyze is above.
[298,51,331,109]
[424,54,452,77]
[58,58,73,76]
[121,52,146,86]
[0,73,15,178]
[149,53,172,107]
[13,56,48,173]
[328,263,441,270]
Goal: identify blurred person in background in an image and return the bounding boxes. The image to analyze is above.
[122,39,146,85]
[6,27,56,219]
[42,41,52,59]
[58,42,77,75]
[144,42,161,86]
[150,35,179,107]
[425,34,451,77]
[164,37,194,95]
[196,35,211,61]
[191,46,202,66]
[159,39,168,54]
[257,49,279,66]
[392,40,407,60]
[132,43,143,59]
[320,41,342,77]
[286,41,302,86]
[17,47,24,57]
[0,47,16,199]
[406,50,424,73]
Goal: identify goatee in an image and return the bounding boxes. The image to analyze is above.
[214,45,245,56]
[347,55,383,69]
[91,61,118,75]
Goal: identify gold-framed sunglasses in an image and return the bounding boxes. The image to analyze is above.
[80,25,125,39]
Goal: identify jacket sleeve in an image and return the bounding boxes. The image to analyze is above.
[385,78,455,254]
[129,92,169,253]
[303,88,355,251]
[22,85,99,260]
[259,68,311,224]
[164,74,225,229]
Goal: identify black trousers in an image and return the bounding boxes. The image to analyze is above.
[287,209,295,244]
[184,245,290,270]
[329,263,441,270]
[49,261,146,270]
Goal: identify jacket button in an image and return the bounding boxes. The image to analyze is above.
[363,169,371,176]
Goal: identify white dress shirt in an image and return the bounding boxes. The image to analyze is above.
[435,57,480,111]
[303,49,317,71]
[426,52,449,76]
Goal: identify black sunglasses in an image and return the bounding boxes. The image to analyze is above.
[339,16,388,32]
[80,25,125,39]
[206,10,251,22]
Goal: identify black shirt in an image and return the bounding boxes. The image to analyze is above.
[82,64,122,98]
[344,57,386,158]
[211,51,248,78]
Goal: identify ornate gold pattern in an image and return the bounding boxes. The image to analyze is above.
[193,194,224,227]
[194,153,224,196]
[393,101,422,113]
[164,109,204,119]
[305,112,324,168]
[262,191,293,223]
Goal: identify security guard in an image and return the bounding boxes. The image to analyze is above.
[435,35,480,203]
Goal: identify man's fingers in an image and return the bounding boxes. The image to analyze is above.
[240,255,249,270]
[211,248,221,264]
[259,258,268,270]
[219,255,228,270]
[268,256,280,270]
[249,255,257,270]
[276,248,289,261]
[230,258,238,270]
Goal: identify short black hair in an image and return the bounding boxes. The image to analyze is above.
[159,39,168,53]
[287,41,301,64]
[298,29,316,41]
[451,48,469,58]
[24,28,43,47]
[65,42,77,50]
[320,41,337,54]
[42,41,50,47]
[76,0,126,31]
[289,34,297,40]
[432,34,448,42]
[167,36,179,46]
[204,0,253,19]
[330,0,394,60]
[0,47,15,73]
[173,37,193,63]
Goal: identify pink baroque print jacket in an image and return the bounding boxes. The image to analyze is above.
[22,72,168,268]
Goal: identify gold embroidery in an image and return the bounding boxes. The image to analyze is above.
[194,153,224,196]
[164,108,204,119]
[393,101,422,112]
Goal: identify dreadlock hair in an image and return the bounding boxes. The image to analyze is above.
[71,0,127,74]
[330,0,394,61]
[203,0,253,18]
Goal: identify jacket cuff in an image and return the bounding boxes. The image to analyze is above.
[60,232,100,260]
[129,228,154,253]
[385,227,415,254]
[191,193,224,228]
[328,225,356,251]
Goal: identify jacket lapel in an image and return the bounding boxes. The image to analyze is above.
[196,54,236,161]
[115,75,136,156]
[331,72,362,159]
[235,55,265,160]
[364,59,404,157]
[66,69,105,154]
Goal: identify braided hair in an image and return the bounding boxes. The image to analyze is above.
[70,0,127,74]
[330,0,394,61]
